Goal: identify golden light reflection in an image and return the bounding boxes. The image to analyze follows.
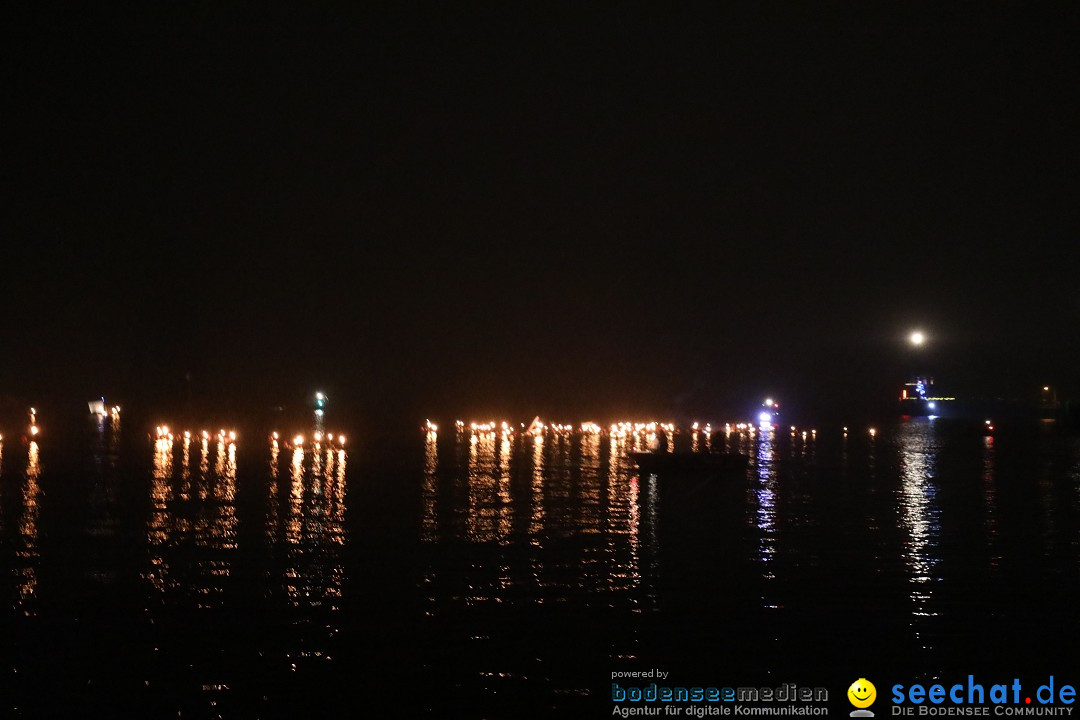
[267,434,346,674]
[497,433,512,539]
[607,449,641,593]
[266,440,282,543]
[420,419,658,635]
[421,431,438,542]
[181,434,191,479]
[465,427,511,543]
[528,434,546,541]
[334,450,346,524]
[200,436,210,478]
[279,442,347,609]
[17,442,42,613]
[144,433,238,607]
[287,447,304,547]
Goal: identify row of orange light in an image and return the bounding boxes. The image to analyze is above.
[458,420,505,433]
[448,420,663,437]
[435,419,890,439]
[155,426,237,443]
[444,420,773,436]
[450,420,516,435]
[609,421,675,438]
[270,431,346,447]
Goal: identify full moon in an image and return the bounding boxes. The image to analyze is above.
[910,331,925,346]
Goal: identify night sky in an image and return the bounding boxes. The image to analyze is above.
[4,5,1078,423]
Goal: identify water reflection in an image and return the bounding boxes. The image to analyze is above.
[5,417,1080,717]
[421,431,438,543]
[982,436,1001,570]
[280,444,346,617]
[607,451,641,594]
[896,420,943,644]
[464,429,512,544]
[266,439,281,541]
[16,442,41,613]
[155,434,347,681]
[751,427,778,593]
[422,429,657,608]
[145,437,237,605]
[529,434,545,541]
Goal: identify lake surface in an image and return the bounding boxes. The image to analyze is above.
[3,417,1078,718]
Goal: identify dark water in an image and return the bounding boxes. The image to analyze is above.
[2,418,1079,718]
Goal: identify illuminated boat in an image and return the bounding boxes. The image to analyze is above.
[898,377,956,416]
[631,452,749,476]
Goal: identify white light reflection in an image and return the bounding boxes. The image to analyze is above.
[896,420,943,647]
[751,426,778,607]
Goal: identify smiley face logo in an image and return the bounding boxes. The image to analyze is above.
[848,678,877,709]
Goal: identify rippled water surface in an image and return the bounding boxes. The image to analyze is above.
[3,418,1078,717]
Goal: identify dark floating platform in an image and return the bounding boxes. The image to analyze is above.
[630,451,749,476]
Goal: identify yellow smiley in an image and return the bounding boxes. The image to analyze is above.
[848,678,877,708]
